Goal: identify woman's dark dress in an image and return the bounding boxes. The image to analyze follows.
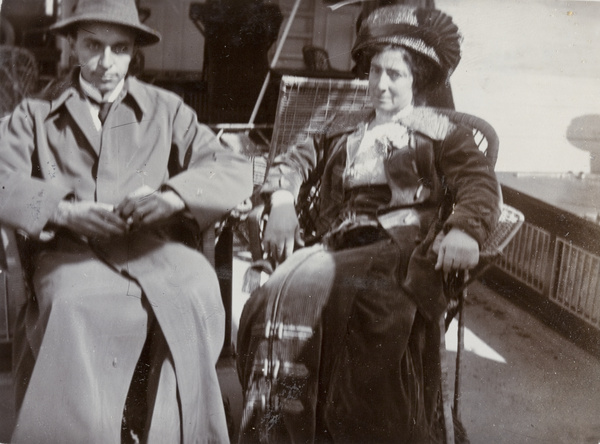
[237,107,500,443]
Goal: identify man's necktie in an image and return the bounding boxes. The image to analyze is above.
[97,101,112,124]
[88,97,112,125]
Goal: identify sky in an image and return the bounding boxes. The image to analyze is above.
[438,0,600,173]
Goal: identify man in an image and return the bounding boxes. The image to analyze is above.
[0,0,253,442]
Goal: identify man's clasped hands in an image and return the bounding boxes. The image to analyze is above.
[50,185,186,240]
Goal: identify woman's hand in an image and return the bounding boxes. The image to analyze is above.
[50,200,127,239]
[433,228,480,275]
[116,185,186,229]
[262,190,299,263]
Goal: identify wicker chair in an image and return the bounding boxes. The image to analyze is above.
[244,75,524,444]
[0,45,39,344]
[0,45,38,118]
[302,45,333,72]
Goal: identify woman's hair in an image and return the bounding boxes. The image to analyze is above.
[363,43,439,96]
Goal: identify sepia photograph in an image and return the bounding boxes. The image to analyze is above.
[0,0,599,443]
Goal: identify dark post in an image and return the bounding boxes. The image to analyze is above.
[191,0,282,124]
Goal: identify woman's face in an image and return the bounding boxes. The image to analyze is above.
[368,48,414,115]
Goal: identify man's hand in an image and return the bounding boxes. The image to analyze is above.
[115,185,186,229]
[433,228,480,275]
[262,190,298,263]
[50,200,127,239]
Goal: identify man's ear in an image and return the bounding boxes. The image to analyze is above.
[128,48,145,76]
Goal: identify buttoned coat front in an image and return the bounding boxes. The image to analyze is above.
[0,72,253,443]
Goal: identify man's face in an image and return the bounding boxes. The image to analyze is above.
[71,22,136,94]
[368,48,414,115]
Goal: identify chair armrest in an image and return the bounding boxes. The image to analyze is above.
[201,229,216,268]
[447,204,525,299]
[480,204,525,260]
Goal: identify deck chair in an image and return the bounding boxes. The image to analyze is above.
[244,75,524,444]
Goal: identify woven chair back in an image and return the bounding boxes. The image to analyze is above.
[0,45,38,118]
[267,75,499,171]
[268,76,371,165]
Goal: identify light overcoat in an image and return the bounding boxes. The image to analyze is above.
[0,72,253,443]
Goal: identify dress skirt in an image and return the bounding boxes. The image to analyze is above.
[237,238,445,443]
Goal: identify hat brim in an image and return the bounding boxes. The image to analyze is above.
[50,15,161,46]
[351,6,461,87]
[352,36,441,70]
[352,36,447,88]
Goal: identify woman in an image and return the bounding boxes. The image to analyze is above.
[237,5,500,443]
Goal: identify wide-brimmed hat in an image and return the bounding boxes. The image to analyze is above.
[50,0,161,46]
[352,5,461,85]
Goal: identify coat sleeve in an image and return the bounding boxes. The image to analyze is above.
[0,101,72,238]
[436,123,501,247]
[164,102,254,232]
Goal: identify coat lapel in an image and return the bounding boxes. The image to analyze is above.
[46,71,101,156]
[64,94,102,155]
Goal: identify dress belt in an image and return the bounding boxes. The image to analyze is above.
[323,207,423,251]
[376,207,421,230]
[332,207,422,236]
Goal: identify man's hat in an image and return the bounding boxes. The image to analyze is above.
[352,5,461,85]
[50,0,161,46]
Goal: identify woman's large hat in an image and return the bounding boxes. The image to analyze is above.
[352,5,461,84]
[50,0,161,46]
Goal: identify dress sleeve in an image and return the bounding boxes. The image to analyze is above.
[260,131,326,203]
[436,123,501,246]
